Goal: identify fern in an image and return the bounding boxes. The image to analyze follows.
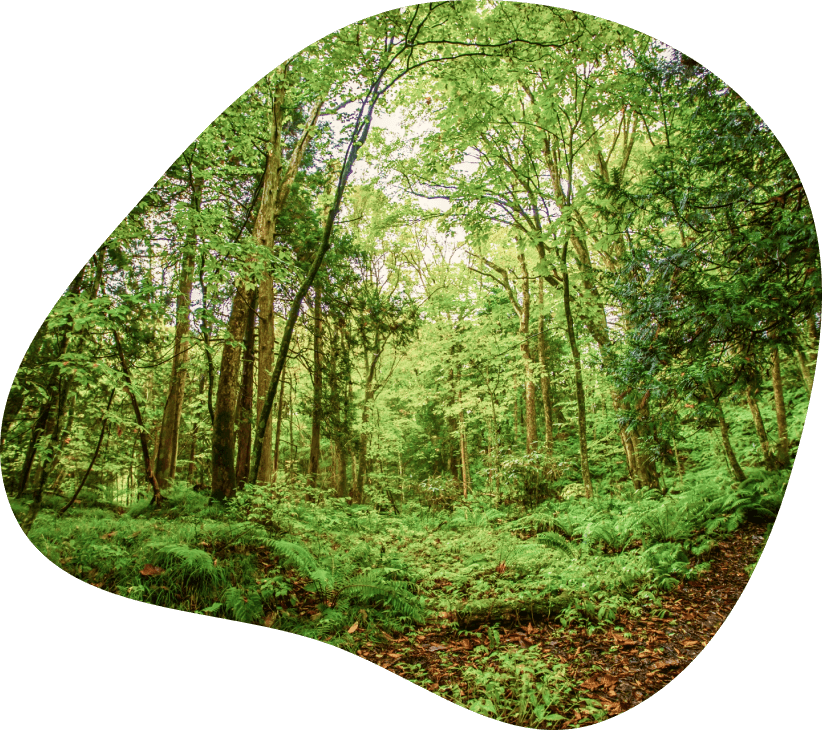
[223,586,264,624]
[536,532,577,558]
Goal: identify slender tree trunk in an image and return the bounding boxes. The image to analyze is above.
[60,388,115,515]
[355,359,376,503]
[634,397,660,489]
[113,330,161,503]
[537,276,554,456]
[21,383,68,534]
[235,289,258,489]
[458,394,470,497]
[795,343,814,394]
[272,369,285,482]
[516,254,539,454]
[745,380,775,470]
[187,375,206,484]
[154,244,195,489]
[308,285,323,485]
[771,346,790,468]
[16,263,89,494]
[256,274,275,483]
[561,240,593,498]
[2,323,48,450]
[709,383,746,482]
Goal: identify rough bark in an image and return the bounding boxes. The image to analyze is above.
[154,243,195,489]
[272,369,285,482]
[308,285,323,485]
[113,330,161,503]
[771,346,790,468]
[536,274,554,456]
[210,286,252,501]
[255,275,275,483]
[795,343,814,394]
[458,392,470,497]
[234,289,258,489]
[709,383,746,482]
[562,239,593,498]
[744,380,775,470]
[517,254,539,453]
[214,82,324,495]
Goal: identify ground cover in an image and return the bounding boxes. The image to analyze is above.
[12,467,779,728]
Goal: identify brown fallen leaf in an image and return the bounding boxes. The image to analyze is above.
[100,530,117,540]
[139,564,165,577]
[682,640,699,647]
[651,657,680,670]
[347,621,359,634]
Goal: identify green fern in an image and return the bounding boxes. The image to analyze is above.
[536,531,577,558]
[223,586,264,624]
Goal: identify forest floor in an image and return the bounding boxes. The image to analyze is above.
[357,522,766,727]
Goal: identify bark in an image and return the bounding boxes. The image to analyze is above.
[634,398,660,489]
[114,330,161,503]
[745,381,776,470]
[446,365,460,481]
[536,273,554,456]
[210,286,252,501]
[255,275,275,483]
[154,243,195,489]
[60,388,116,515]
[517,254,539,453]
[234,289,258,489]
[561,239,593,498]
[771,346,790,468]
[483,255,539,453]
[187,374,206,483]
[709,383,746,482]
[795,344,814,394]
[308,285,323,485]
[21,383,68,534]
[249,73,386,487]
[15,266,88,496]
[354,353,378,504]
[215,85,325,494]
[2,322,49,450]
[458,393,470,497]
[272,369,285,482]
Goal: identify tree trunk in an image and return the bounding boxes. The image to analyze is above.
[272,369,285,482]
[795,342,814,394]
[255,274,275,483]
[15,268,88,497]
[458,394,470,497]
[217,86,325,493]
[2,322,48,450]
[234,289,258,489]
[537,276,554,456]
[771,346,790,468]
[154,243,195,490]
[561,240,593,498]
[210,285,252,501]
[308,285,323,485]
[516,254,539,453]
[21,383,69,533]
[745,380,775,470]
[709,383,746,482]
[113,330,161,503]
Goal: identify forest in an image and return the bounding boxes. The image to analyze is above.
[2,2,819,727]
